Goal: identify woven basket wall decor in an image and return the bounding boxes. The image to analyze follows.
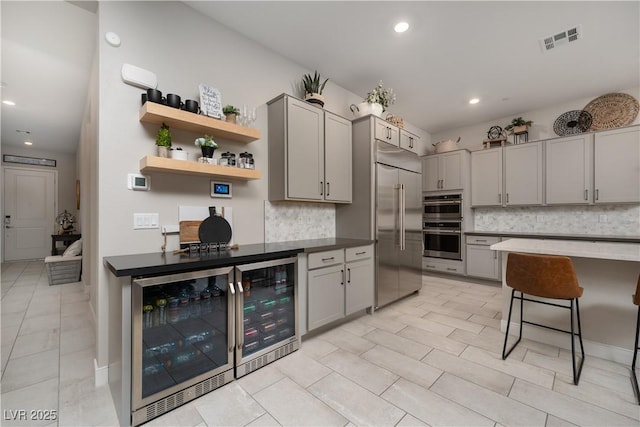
[583,92,639,130]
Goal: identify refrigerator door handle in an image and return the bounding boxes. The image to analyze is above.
[400,184,406,251]
[237,281,244,351]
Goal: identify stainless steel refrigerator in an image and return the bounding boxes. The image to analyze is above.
[336,119,422,308]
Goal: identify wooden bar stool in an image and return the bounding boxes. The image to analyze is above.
[631,275,640,404]
[502,252,585,385]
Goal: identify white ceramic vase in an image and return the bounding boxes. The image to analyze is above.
[350,102,383,118]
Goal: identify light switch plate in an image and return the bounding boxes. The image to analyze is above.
[134,213,159,229]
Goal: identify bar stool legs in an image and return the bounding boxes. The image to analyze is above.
[632,306,640,405]
[502,289,585,385]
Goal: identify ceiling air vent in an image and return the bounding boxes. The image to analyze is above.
[539,25,582,52]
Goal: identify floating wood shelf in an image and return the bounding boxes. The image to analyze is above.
[139,102,261,143]
[140,156,261,181]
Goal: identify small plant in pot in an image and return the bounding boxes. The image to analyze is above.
[223,105,240,124]
[194,135,218,158]
[155,123,172,158]
[505,117,533,134]
[351,80,396,118]
[302,70,328,107]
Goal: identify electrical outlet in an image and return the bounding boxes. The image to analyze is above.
[598,214,608,223]
[536,216,544,223]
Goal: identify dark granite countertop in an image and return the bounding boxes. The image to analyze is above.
[464,231,640,243]
[104,238,374,278]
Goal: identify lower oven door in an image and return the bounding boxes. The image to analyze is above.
[423,230,462,260]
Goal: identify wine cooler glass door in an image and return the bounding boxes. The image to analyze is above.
[235,257,299,375]
[132,266,234,410]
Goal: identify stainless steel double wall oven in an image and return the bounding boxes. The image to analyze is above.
[422,193,463,260]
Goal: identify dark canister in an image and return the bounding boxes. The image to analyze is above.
[183,99,199,113]
[166,94,183,109]
[141,93,148,106]
[146,88,164,104]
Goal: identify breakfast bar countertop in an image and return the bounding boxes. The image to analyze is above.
[465,231,640,243]
[490,238,640,262]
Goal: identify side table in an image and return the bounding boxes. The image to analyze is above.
[51,233,81,256]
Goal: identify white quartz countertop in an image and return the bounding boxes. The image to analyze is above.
[490,238,640,262]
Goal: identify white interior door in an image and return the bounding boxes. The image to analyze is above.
[3,167,57,261]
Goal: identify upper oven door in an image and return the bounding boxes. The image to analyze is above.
[423,194,462,220]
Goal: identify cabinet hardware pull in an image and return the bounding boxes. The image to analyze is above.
[506,193,509,203]
[595,189,599,200]
[322,257,335,262]
[327,182,330,196]
[355,251,366,255]
[494,251,497,260]
[426,265,435,268]
[341,269,344,285]
[237,281,243,293]
[584,189,588,200]
[320,181,323,196]
[228,282,235,295]
[446,268,456,271]
[347,268,351,284]
[476,239,487,242]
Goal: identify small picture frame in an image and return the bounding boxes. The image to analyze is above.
[198,83,223,119]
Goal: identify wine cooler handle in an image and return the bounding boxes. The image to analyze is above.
[227,282,235,353]
[237,281,244,350]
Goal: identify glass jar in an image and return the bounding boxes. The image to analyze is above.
[239,152,252,169]
[220,152,236,167]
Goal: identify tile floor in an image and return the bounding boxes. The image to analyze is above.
[2,260,639,426]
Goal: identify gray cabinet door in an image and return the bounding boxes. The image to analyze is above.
[465,244,500,280]
[345,258,374,315]
[471,148,503,206]
[422,155,440,191]
[374,118,399,147]
[399,129,420,154]
[441,151,464,191]
[546,135,593,204]
[286,97,324,200]
[504,142,543,205]
[324,112,352,203]
[594,126,640,203]
[307,264,345,331]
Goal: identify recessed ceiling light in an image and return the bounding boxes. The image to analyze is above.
[24,141,33,146]
[469,98,480,105]
[394,22,409,33]
[2,100,16,106]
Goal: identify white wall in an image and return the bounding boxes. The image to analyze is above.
[430,87,640,153]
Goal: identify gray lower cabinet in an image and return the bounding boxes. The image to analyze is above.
[465,236,501,281]
[307,245,374,331]
[267,94,352,203]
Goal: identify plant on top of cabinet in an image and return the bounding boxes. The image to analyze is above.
[194,134,218,159]
[302,70,329,107]
[155,123,172,158]
[222,105,240,124]
[504,117,533,134]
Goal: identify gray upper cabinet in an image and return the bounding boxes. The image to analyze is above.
[546,135,593,204]
[324,112,352,203]
[399,129,421,154]
[268,94,352,203]
[594,126,640,204]
[422,150,468,192]
[471,148,503,206]
[374,117,399,147]
[504,141,543,206]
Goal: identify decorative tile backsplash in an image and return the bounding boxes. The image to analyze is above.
[473,205,640,236]
[264,201,335,243]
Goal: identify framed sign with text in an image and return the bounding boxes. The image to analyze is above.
[198,83,223,119]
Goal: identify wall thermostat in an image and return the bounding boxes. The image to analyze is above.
[128,173,150,191]
[211,181,232,198]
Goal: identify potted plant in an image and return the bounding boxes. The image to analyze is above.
[505,117,533,134]
[155,123,172,157]
[302,70,329,107]
[350,80,396,118]
[194,134,218,158]
[223,105,240,124]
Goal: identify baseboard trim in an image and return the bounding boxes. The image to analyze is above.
[94,358,108,387]
[501,319,633,365]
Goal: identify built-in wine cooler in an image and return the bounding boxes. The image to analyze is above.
[130,257,298,426]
